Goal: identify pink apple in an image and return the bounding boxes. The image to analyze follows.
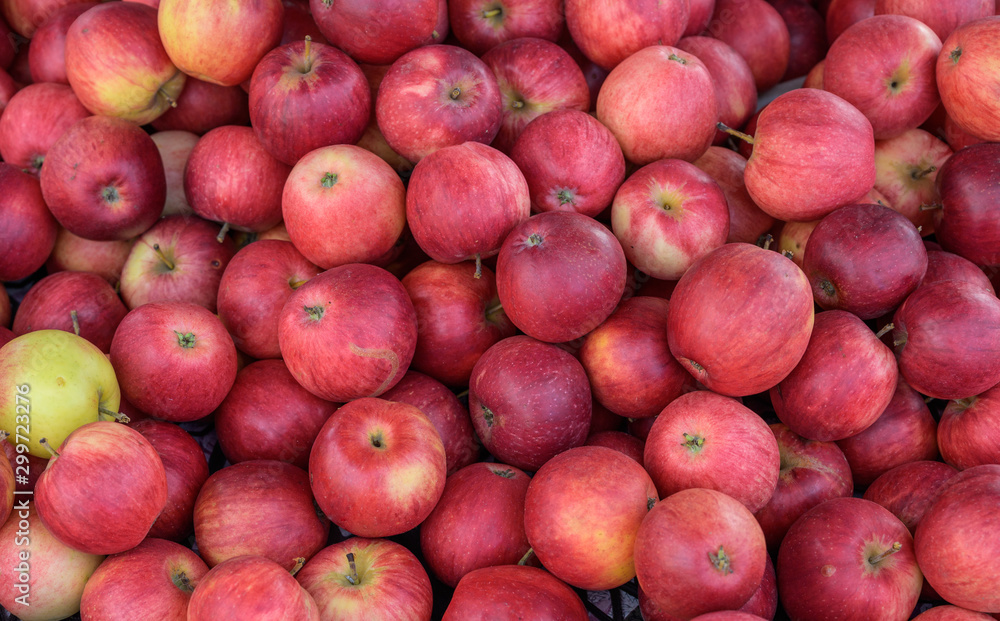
[442,565,588,620]
[873,128,953,235]
[585,430,645,466]
[186,555,320,621]
[565,0,689,70]
[44,227,134,287]
[937,17,1000,142]
[912,606,997,621]
[0,82,90,175]
[151,130,198,217]
[448,0,563,55]
[706,0,791,91]
[938,381,1000,470]
[777,220,820,267]
[1,0,94,38]
[150,78,250,135]
[876,0,995,44]
[826,0,876,42]
[686,0,716,35]
[0,164,58,281]
[309,0,447,65]
[676,36,758,146]
[863,460,959,531]
[693,146,775,244]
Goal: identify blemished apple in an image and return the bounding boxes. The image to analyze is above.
[0,164,58,282]
[79,538,209,621]
[863,460,959,532]
[693,147,775,245]
[419,461,531,587]
[873,128,953,235]
[309,397,447,537]
[186,555,320,621]
[448,0,563,55]
[0,82,90,175]
[675,36,758,147]
[64,2,185,124]
[442,565,589,621]
[35,421,168,555]
[932,142,1000,267]
[309,0,448,66]
[564,0,688,70]
[157,0,283,87]
[26,2,96,84]
[936,16,1000,142]
[44,227,134,287]
[938,381,1000,470]
[297,538,433,621]
[151,130,198,217]
[706,0,791,92]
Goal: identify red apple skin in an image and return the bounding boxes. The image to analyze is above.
[309,397,447,538]
[803,58,825,88]
[481,37,590,155]
[876,0,994,41]
[110,302,238,422]
[770,310,899,442]
[405,141,529,266]
[585,430,645,466]
[2,0,95,39]
[706,0,791,91]
[118,214,236,312]
[12,271,127,353]
[638,556,778,620]
[923,250,996,294]
[565,0,689,70]
[130,419,209,542]
[635,487,767,620]
[44,227,134,287]
[937,18,1000,142]
[770,0,828,81]
[442,565,588,621]
[448,0,563,55]
[596,45,718,165]
[380,371,480,475]
[824,15,942,140]
[644,390,780,513]
[777,497,923,621]
[40,115,165,242]
[666,243,815,397]
[0,67,19,113]
[693,147,775,245]
[277,264,418,402]
[186,555,320,621]
[579,296,691,420]
[214,359,337,470]
[249,39,371,166]
[803,203,928,320]
[938,382,1000,470]
[193,460,330,570]
[755,423,854,554]
[401,260,517,388]
[309,0,447,66]
[216,240,322,359]
[377,45,503,163]
[79,538,209,621]
[36,421,168,555]
[892,279,1000,400]
[419,462,531,587]
[150,78,249,136]
[873,128,953,235]
[611,158,730,281]
[913,607,998,621]
[676,36,758,147]
[281,144,407,270]
[836,377,939,487]
[280,0,327,46]
[0,327,13,349]
[943,109,986,151]
[296,538,433,621]
[933,142,1000,267]
[151,130,198,218]
[863,460,960,531]
[686,0,715,35]
[914,465,1000,612]
[826,0,876,42]
[0,164,58,281]
[744,88,876,222]
[497,211,626,343]
[510,109,626,218]
[469,335,592,472]
[0,289,9,327]
[0,82,90,175]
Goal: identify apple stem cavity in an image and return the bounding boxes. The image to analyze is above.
[288,278,308,290]
[70,310,80,336]
[681,432,706,452]
[667,53,688,65]
[919,203,943,211]
[474,254,482,279]
[151,244,175,271]
[172,571,195,594]
[874,323,894,339]
[517,548,534,566]
[949,47,962,64]
[290,557,306,577]
[304,305,325,321]
[482,7,502,18]
[868,542,902,566]
[449,86,462,100]
[716,122,755,145]
[912,166,936,180]
[38,438,60,458]
[345,552,360,585]
[216,222,230,243]
[485,302,504,320]
[321,172,338,188]
[98,406,130,424]
[953,396,977,411]
[158,86,178,108]
[709,546,734,575]
[174,331,197,349]
[492,467,516,478]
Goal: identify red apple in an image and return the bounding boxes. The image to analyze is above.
[771,0,829,81]
[923,250,996,294]
[912,607,997,621]
[0,82,89,175]
[932,142,1000,267]
[877,0,995,44]
[309,397,447,537]
[27,0,92,80]
[873,128,953,235]
[676,36,758,146]
[0,66,19,113]
[151,130,198,217]
[686,0,715,35]
[863,460,960,531]
[280,0,327,46]
[565,0,689,70]
[442,565,588,620]
[777,219,820,268]
[938,382,1000,470]
[44,227,134,287]
[0,164,58,281]
[826,0,876,42]
[693,146,775,244]
[937,17,1000,142]
[1,0,93,38]
[309,0,447,65]
[706,0,791,91]
[639,556,778,620]
[186,555,320,621]
[803,57,825,87]
[448,0,563,55]
[150,78,250,135]
[585,430,645,466]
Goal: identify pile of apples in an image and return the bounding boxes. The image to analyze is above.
[1,0,999,619]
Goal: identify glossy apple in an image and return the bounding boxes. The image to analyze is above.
[44,228,134,287]
[442,565,588,621]
[151,130,198,217]
[564,0,689,70]
[706,0,791,91]
[771,0,828,81]
[309,0,447,65]
[186,555,320,621]
[693,147,775,244]
[937,17,1000,142]
[873,128,953,235]
[448,0,563,55]
[150,77,250,135]
[923,250,996,293]
[863,460,959,531]
[0,83,90,175]
[676,36,758,146]
[0,164,57,281]
[938,382,1000,470]
[932,142,1000,267]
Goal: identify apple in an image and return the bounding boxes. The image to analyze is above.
[11,270,127,353]
[0,288,9,327]
[564,0,689,70]
[777,497,923,621]
[640,565,779,621]
[65,2,185,124]
[912,607,997,621]
[150,130,198,217]
[693,146,775,244]
[0,82,90,175]
[35,421,168,555]
[442,565,589,620]
[0,66,18,112]
[932,142,1000,267]
[0,330,121,458]
[79,538,209,621]
[937,17,1000,142]
[863,460,959,531]
[770,0,829,81]
[923,249,997,293]
[278,263,417,402]
[481,37,590,154]
[309,397,447,537]
[186,555,320,621]
[420,461,531,587]
[826,0,877,42]
[706,0,791,91]
[110,301,238,422]
[309,0,447,65]
[509,109,626,218]
[157,0,282,87]
[282,144,406,269]
[943,109,986,150]
[0,444,11,524]
[876,0,994,41]
[754,423,854,554]
[44,228,134,287]
[579,296,691,420]
[118,214,237,312]
[676,36,758,147]
[497,211,626,343]
[1,0,94,38]
[130,419,209,542]
[377,44,502,163]
[249,39,371,166]
[280,0,327,46]
[776,219,820,268]
[0,501,104,621]
[666,242,815,397]
[686,0,715,35]
[938,381,1000,470]
[28,2,95,82]
[150,77,250,135]
[873,128,953,235]
[297,537,433,621]
[585,430,645,465]
[448,0,563,55]
[803,58,825,88]
[469,335,592,471]
[635,487,767,619]
[40,115,165,242]
[0,164,57,282]
[401,260,517,388]
[596,45,718,165]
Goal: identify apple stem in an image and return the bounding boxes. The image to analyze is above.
[716,122,754,145]
[517,548,534,566]
[70,310,80,336]
[667,53,688,65]
[455,388,469,399]
[474,254,482,279]
[0,430,9,442]
[288,278,308,290]
[304,35,312,62]
[38,438,59,458]
[757,233,773,251]
[98,406,131,424]
[781,249,794,259]
[681,432,705,452]
[953,396,977,410]
[919,203,942,211]
[172,570,195,594]
[345,552,360,585]
[449,86,462,100]
[709,546,734,574]
[151,244,175,271]
[485,301,503,318]
[874,323,894,339]
[158,87,177,108]
[482,7,502,18]
[912,165,936,180]
[290,557,306,577]
[893,334,907,348]
[868,542,902,565]
[216,222,230,243]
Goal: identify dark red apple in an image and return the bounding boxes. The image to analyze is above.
[27,3,96,84]
[923,250,996,293]
[448,0,563,55]
[693,146,775,244]
[706,0,791,91]
[0,82,90,175]
[863,460,960,531]
[0,164,58,282]
[826,0,876,42]
[932,142,1000,267]
[442,565,588,621]
[676,36,758,146]
[565,0,689,70]
[938,382,1000,470]
[770,0,829,81]
[186,555,320,621]
[150,77,250,135]
[309,0,447,65]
